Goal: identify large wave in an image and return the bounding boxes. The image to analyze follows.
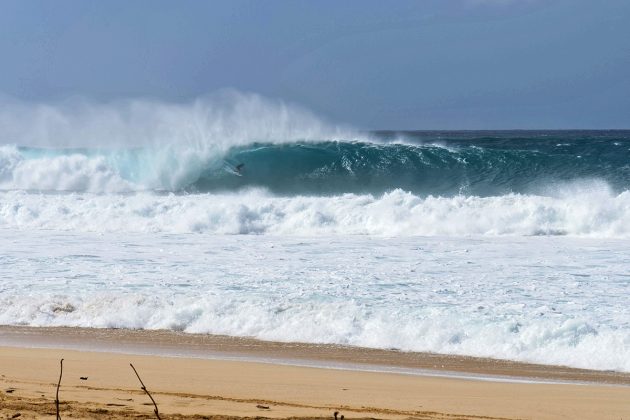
[2,137,630,195]
[0,91,358,192]
[2,94,629,195]
[194,136,630,196]
[2,94,630,237]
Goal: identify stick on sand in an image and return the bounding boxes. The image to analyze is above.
[55,358,63,420]
[130,363,161,419]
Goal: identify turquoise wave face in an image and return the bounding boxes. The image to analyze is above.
[6,130,630,196]
[193,131,630,196]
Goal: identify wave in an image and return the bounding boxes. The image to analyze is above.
[2,291,629,372]
[194,137,630,196]
[2,186,629,237]
[1,138,629,195]
[1,94,629,195]
[2,230,629,372]
[0,91,359,192]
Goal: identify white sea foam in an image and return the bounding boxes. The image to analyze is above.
[0,145,135,193]
[0,231,629,372]
[1,187,629,237]
[2,94,628,374]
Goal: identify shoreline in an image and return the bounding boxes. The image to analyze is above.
[1,325,629,386]
[0,326,630,386]
[1,326,630,419]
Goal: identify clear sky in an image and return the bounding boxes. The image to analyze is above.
[1,0,628,129]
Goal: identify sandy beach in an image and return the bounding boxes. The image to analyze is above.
[2,0,630,418]
[0,326,629,419]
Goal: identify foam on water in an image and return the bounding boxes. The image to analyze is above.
[1,231,628,372]
[1,187,629,237]
[0,145,135,192]
[1,95,629,373]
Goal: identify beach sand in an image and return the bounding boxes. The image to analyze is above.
[0,326,629,419]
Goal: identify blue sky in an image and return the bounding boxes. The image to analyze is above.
[1,0,628,129]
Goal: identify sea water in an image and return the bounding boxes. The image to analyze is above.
[0,94,629,372]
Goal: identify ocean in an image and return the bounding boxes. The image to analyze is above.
[1,103,629,372]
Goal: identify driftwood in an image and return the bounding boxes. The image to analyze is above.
[130,363,161,419]
[55,358,64,420]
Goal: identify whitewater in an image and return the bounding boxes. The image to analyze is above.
[1,93,629,372]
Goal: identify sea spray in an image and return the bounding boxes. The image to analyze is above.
[0,91,358,191]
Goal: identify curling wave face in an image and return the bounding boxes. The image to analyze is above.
[1,94,629,197]
[0,91,356,192]
[1,132,630,195]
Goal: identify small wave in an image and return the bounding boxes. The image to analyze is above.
[1,292,628,372]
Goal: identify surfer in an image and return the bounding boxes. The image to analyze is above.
[223,160,245,176]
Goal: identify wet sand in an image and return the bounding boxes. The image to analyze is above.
[0,326,629,419]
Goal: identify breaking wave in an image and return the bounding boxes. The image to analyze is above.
[1,185,629,237]
[1,136,630,196]
[1,94,629,195]
[1,94,630,237]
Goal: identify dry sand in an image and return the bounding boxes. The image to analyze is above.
[0,326,629,419]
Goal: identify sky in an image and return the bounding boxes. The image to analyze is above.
[0,0,629,129]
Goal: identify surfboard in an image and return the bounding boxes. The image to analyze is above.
[223,161,244,176]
